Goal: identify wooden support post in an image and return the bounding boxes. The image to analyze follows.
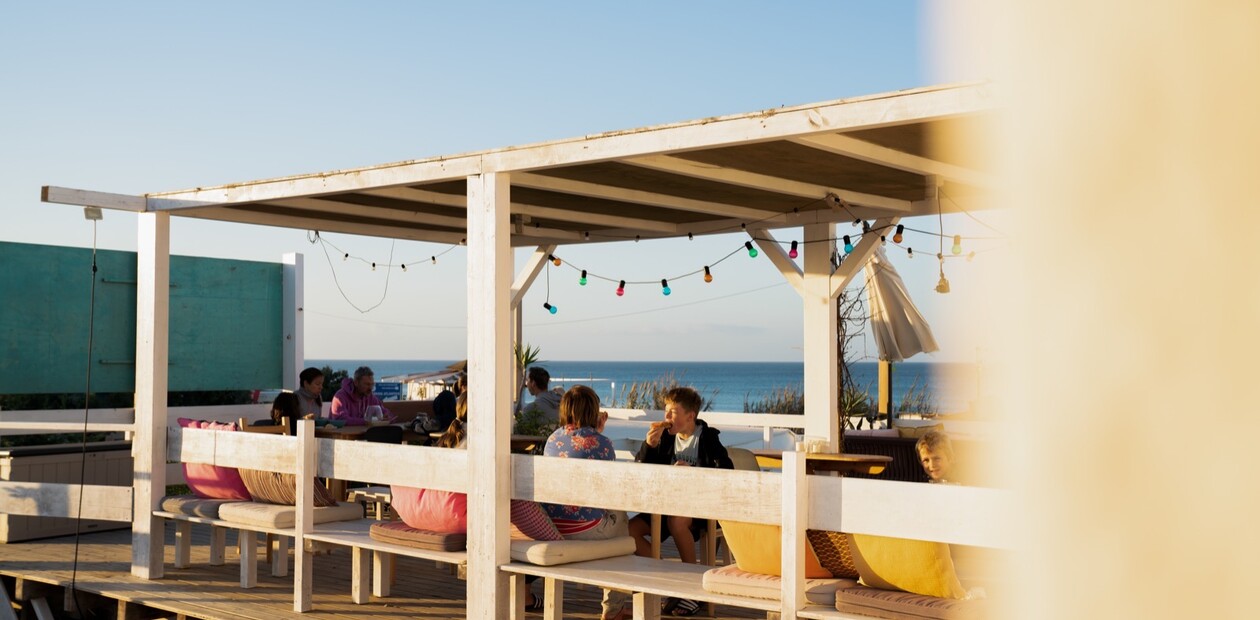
[801,222,840,451]
[282,252,304,391]
[209,526,226,565]
[466,171,513,619]
[239,531,257,588]
[351,548,369,604]
[271,535,289,577]
[31,598,54,620]
[632,591,661,620]
[174,521,192,568]
[0,578,16,620]
[543,578,563,620]
[878,360,893,420]
[780,450,807,620]
[132,211,169,579]
[509,573,526,620]
[293,419,315,611]
[373,552,394,597]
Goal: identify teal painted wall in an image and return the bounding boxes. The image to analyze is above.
[0,242,283,394]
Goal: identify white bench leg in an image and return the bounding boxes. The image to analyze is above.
[295,545,313,613]
[209,526,227,566]
[633,591,661,620]
[351,547,369,604]
[271,535,289,577]
[174,521,192,569]
[544,577,564,620]
[239,530,257,589]
[373,551,393,597]
[509,573,527,620]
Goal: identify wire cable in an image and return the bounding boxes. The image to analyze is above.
[69,218,99,617]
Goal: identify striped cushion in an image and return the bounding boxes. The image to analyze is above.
[510,500,563,541]
[159,495,242,519]
[217,501,362,529]
[701,564,854,605]
[836,586,987,620]
[807,529,860,578]
[509,536,635,566]
[238,469,337,507]
[369,521,466,551]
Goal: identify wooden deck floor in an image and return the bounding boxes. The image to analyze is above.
[1,524,767,619]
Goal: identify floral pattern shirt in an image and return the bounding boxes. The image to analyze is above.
[542,425,616,523]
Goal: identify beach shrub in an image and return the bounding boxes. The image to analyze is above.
[743,385,805,415]
[612,371,715,412]
[896,378,937,415]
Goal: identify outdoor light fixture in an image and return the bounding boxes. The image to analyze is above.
[935,268,951,294]
[661,279,671,296]
[83,207,103,221]
[881,235,887,246]
[549,254,561,266]
[431,256,436,264]
[543,302,557,314]
[579,270,587,286]
[371,262,376,271]
[745,241,758,258]
[788,241,798,259]
[893,225,904,244]
[952,235,963,255]
[616,280,625,296]
[843,235,853,254]
[703,266,713,283]
[400,264,407,272]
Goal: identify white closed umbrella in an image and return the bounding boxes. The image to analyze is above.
[864,247,939,362]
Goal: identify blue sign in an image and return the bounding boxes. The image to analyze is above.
[373,382,403,400]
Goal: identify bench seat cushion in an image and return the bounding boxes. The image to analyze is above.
[836,586,987,620]
[160,495,243,519]
[218,501,363,529]
[369,521,467,551]
[701,564,855,605]
[509,536,636,566]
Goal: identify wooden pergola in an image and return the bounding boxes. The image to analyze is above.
[41,82,996,618]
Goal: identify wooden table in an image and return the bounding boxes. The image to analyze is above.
[747,449,892,476]
[510,434,547,454]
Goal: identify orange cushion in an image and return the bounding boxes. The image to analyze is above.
[848,534,967,599]
[718,520,831,579]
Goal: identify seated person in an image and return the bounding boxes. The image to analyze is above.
[294,366,325,418]
[430,372,466,432]
[542,385,629,620]
[916,430,958,484]
[628,386,733,617]
[253,392,301,435]
[521,366,561,424]
[330,366,394,425]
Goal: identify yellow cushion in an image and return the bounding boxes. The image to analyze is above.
[847,534,967,599]
[895,423,944,439]
[719,521,831,579]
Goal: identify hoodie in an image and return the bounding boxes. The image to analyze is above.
[634,419,734,469]
[523,388,562,424]
[330,377,392,425]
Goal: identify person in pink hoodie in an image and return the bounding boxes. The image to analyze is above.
[330,366,394,425]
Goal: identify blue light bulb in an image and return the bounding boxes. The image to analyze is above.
[843,235,853,254]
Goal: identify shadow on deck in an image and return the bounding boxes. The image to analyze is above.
[0,524,766,619]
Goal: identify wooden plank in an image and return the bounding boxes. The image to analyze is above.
[267,197,469,229]
[0,408,133,435]
[0,577,16,620]
[281,253,302,391]
[465,171,514,620]
[293,419,315,612]
[176,206,468,244]
[41,186,146,212]
[829,216,899,299]
[316,440,468,492]
[780,451,806,620]
[167,428,298,474]
[748,228,805,297]
[514,172,787,223]
[789,133,993,188]
[801,222,839,449]
[132,211,168,580]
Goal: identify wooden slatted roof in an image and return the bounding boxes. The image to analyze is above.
[46,83,996,245]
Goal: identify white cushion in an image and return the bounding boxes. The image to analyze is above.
[509,536,636,566]
[218,501,363,529]
[702,563,855,605]
[160,495,243,519]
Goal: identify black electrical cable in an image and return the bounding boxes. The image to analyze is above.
[69,217,99,617]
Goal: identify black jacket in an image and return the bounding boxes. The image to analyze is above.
[634,419,734,469]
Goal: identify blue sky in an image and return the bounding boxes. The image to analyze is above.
[0,1,1000,363]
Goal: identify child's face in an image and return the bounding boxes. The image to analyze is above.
[918,447,952,482]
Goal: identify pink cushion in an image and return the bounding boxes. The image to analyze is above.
[178,418,251,501]
[391,486,467,534]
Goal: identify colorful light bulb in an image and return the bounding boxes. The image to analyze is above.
[431,256,436,264]
[745,241,758,258]
[703,266,713,283]
[401,264,407,272]
[616,280,625,296]
[579,269,588,286]
[967,251,976,262]
[550,254,561,266]
[881,235,887,246]
[843,235,853,254]
[952,235,962,255]
[688,232,694,240]
[893,225,904,244]
[907,248,914,258]
[543,302,558,314]
[661,279,671,296]
[788,240,799,259]
[371,262,376,271]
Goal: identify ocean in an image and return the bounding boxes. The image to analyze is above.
[306,359,978,414]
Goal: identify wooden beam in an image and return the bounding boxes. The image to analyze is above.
[748,228,804,297]
[830,217,899,299]
[465,172,513,619]
[0,407,133,435]
[801,222,839,450]
[622,154,913,212]
[132,211,168,580]
[511,245,557,309]
[513,172,788,223]
[0,579,16,620]
[790,133,993,188]
[293,420,315,612]
[282,253,303,391]
[780,451,806,619]
[511,203,678,233]
[267,197,468,229]
[178,207,467,244]
[0,482,133,522]
[41,186,146,212]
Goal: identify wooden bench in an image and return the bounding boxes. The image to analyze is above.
[303,518,468,604]
[155,508,290,587]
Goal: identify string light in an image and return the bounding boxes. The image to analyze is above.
[343,253,349,261]
[431,256,436,264]
[549,254,561,266]
[745,241,758,258]
[893,225,904,244]
[661,279,671,296]
[881,235,887,246]
[788,241,798,259]
[400,264,407,272]
[704,266,713,283]
[371,262,376,271]
[579,269,588,286]
[967,251,976,262]
[543,302,558,314]
[935,265,951,294]
[907,248,914,258]
[584,231,590,240]
[688,232,694,240]
[616,280,625,297]
[842,235,853,254]
[952,235,963,255]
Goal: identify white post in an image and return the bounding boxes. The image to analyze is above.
[282,252,304,391]
[801,222,840,450]
[780,450,806,619]
[132,211,169,578]
[466,171,513,619]
[293,419,315,611]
